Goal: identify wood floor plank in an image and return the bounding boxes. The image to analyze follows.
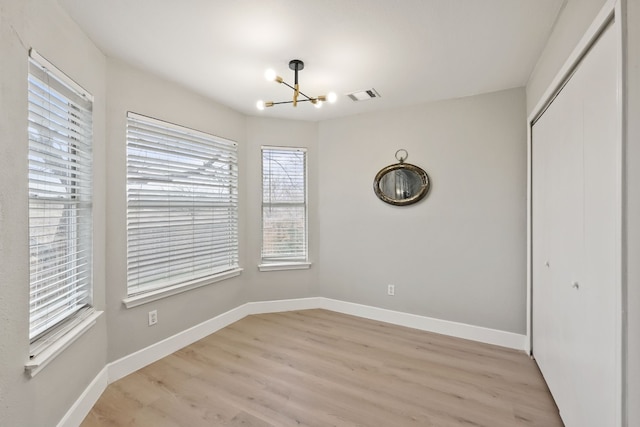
[208,322,508,425]
[81,309,563,427]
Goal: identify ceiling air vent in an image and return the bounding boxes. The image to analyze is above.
[347,88,381,102]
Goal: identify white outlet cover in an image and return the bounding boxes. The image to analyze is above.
[148,310,158,325]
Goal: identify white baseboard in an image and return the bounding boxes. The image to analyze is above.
[56,366,108,427]
[108,304,251,383]
[61,297,526,426]
[317,298,527,351]
[108,297,525,384]
[245,297,322,315]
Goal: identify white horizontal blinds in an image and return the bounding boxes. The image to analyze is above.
[126,113,239,295]
[261,147,308,262]
[28,54,93,342]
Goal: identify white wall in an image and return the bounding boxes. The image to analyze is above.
[625,0,640,424]
[6,0,631,424]
[105,58,249,362]
[526,0,609,114]
[317,88,528,334]
[527,0,640,426]
[103,60,325,362]
[0,1,108,426]
[243,117,319,302]
[527,0,639,423]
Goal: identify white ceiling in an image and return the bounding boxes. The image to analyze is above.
[58,0,564,121]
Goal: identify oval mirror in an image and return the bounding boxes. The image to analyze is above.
[373,162,430,206]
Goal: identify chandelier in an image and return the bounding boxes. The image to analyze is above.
[256,59,337,110]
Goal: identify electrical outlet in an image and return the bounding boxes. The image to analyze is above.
[148,310,158,326]
[387,284,395,296]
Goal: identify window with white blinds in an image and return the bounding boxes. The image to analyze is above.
[261,147,308,263]
[126,112,239,296]
[28,52,94,343]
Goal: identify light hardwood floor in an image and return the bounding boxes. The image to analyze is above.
[81,309,563,426]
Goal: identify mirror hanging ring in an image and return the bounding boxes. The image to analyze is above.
[373,149,430,206]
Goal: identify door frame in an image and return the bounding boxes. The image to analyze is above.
[526,0,625,425]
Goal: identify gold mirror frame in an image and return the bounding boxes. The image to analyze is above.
[373,162,430,206]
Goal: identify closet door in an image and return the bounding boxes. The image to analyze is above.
[532,22,618,427]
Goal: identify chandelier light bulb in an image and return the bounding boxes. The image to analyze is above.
[327,92,338,103]
[256,100,265,110]
[264,69,277,82]
[314,100,323,109]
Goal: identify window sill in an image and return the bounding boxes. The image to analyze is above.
[258,262,312,272]
[122,267,244,309]
[25,309,103,378]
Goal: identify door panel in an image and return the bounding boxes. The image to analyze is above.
[531,22,617,427]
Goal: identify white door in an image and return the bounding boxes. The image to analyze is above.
[532,21,618,427]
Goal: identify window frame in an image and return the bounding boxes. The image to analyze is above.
[124,112,241,306]
[259,146,310,271]
[26,49,101,377]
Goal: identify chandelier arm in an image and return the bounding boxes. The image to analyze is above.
[280,80,296,91]
[271,99,315,105]
[296,90,315,101]
[279,81,316,106]
[277,79,316,101]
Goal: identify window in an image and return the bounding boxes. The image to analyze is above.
[28,51,94,346]
[261,147,308,268]
[126,112,239,297]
